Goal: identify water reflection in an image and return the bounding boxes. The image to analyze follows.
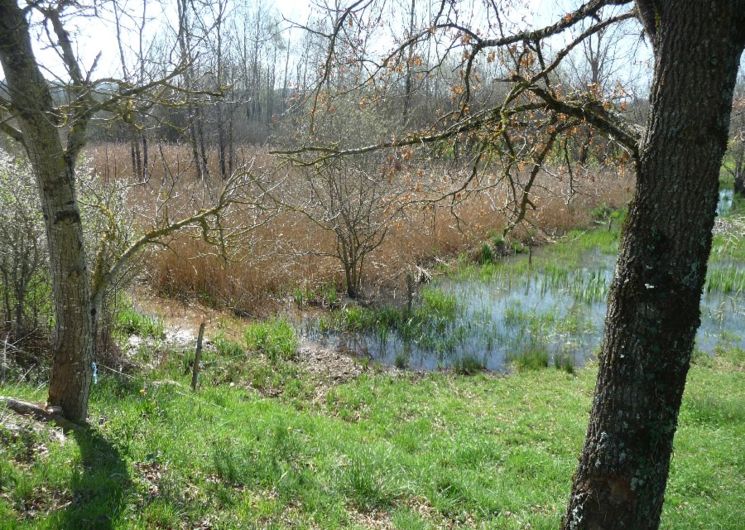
[302,248,744,372]
[718,188,734,215]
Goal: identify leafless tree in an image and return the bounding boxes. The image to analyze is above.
[277,156,406,298]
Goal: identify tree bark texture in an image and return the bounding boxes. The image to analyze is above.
[563,2,744,529]
[0,1,93,422]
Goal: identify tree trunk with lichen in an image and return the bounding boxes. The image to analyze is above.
[0,0,93,423]
[563,2,744,529]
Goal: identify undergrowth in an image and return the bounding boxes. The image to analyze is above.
[317,287,475,360]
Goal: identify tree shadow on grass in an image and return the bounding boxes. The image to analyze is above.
[57,426,131,530]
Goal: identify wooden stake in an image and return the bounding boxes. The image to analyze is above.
[191,322,206,391]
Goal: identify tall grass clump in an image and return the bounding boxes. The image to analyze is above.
[553,352,576,374]
[418,287,458,321]
[318,287,465,357]
[479,242,495,264]
[454,355,486,375]
[244,318,299,361]
[509,347,550,371]
[705,265,745,294]
[212,332,245,357]
[114,305,165,339]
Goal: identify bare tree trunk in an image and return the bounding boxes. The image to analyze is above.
[130,133,148,181]
[402,0,416,124]
[0,0,93,422]
[196,106,210,179]
[141,133,149,181]
[1,268,11,326]
[344,264,358,299]
[282,37,291,113]
[214,0,228,179]
[266,47,277,126]
[217,102,227,179]
[177,0,209,182]
[563,2,744,528]
[228,107,235,175]
[187,112,205,181]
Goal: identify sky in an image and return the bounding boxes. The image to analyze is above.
[20,0,650,92]
[29,0,312,80]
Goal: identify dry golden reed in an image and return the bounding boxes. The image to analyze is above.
[88,143,632,312]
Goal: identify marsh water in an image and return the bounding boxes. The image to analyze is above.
[302,259,744,372]
[302,191,744,372]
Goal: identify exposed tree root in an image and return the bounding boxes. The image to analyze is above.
[0,396,82,432]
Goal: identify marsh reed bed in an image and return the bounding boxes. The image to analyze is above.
[88,142,633,313]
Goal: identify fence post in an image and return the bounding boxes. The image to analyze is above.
[191,322,206,391]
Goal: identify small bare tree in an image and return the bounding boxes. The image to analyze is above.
[279,157,406,298]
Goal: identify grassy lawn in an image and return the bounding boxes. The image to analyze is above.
[1,345,744,529]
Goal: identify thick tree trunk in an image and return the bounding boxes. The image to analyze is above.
[0,0,94,422]
[563,3,744,529]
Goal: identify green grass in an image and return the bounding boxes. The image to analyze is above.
[706,265,745,294]
[244,318,299,362]
[211,332,245,358]
[114,305,165,340]
[451,224,619,293]
[292,283,340,307]
[1,346,743,529]
[711,213,745,263]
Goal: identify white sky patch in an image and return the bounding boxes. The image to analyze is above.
[14,1,651,95]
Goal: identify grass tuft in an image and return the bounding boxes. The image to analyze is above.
[114,304,165,339]
[453,355,486,375]
[244,318,299,362]
[510,347,550,371]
